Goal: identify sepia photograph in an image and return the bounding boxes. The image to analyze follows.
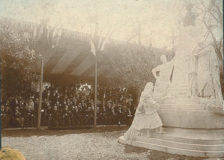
[0,0,223,159]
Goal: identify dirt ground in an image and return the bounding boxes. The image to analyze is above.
[1,127,216,160]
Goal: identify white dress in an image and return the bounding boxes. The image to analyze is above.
[124,88,162,140]
[131,98,162,131]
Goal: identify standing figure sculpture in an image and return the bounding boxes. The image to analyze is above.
[152,55,174,98]
[123,82,162,140]
[194,42,224,109]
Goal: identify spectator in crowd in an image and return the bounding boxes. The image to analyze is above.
[15,106,24,128]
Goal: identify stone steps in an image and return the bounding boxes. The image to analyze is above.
[169,87,188,90]
[167,85,189,97]
[137,137,224,151]
[118,128,224,157]
[159,104,205,111]
[150,132,224,145]
[168,90,188,97]
[119,136,224,158]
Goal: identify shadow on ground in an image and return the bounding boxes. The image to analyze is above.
[123,145,205,160]
[148,150,205,160]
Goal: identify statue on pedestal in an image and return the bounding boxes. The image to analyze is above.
[193,42,224,110]
[123,82,162,140]
[152,55,174,98]
[119,24,224,158]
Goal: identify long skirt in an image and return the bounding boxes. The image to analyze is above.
[131,113,162,131]
[124,113,162,140]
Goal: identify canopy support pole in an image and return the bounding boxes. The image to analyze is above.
[94,57,97,128]
[37,56,44,129]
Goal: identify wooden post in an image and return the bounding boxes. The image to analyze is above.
[94,57,97,127]
[0,72,2,149]
[37,56,44,129]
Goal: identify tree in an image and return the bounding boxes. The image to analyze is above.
[191,0,223,95]
[105,41,173,105]
[0,18,38,97]
[190,0,223,70]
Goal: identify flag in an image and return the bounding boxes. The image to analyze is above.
[46,25,50,40]
[90,39,96,56]
[97,35,103,50]
[100,39,108,51]
[37,25,43,40]
[100,29,114,51]
[33,26,37,40]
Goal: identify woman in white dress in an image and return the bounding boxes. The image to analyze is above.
[124,82,162,140]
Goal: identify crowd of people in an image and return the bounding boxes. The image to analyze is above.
[2,82,137,129]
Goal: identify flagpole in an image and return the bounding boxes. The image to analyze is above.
[94,54,97,128]
[37,55,44,129]
[91,21,112,128]
[93,20,98,128]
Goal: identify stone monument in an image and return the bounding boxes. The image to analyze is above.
[118,27,224,158]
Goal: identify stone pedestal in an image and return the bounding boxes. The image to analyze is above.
[118,97,224,158]
[158,97,224,129]
[158,108,224,129]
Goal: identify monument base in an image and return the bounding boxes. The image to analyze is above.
[118,127,224,158]
[158,108,224,129]
[157,97,224,129]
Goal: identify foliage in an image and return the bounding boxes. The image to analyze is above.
[105,42,173,90]
[200,0,223,68]
[0,147,25,160]
[0,17,66,96]
[0,18,38,69]
[0,18,37,97]
[190,0,223,70]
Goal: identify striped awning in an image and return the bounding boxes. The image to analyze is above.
[4,19,172,80]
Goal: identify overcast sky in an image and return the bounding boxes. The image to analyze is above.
[0,0,222,49]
